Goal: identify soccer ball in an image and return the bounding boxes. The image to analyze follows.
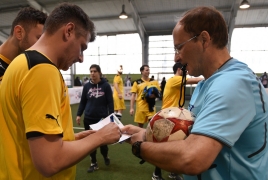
[145,107,194,142]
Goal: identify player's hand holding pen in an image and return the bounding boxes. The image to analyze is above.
[95,122,121,145]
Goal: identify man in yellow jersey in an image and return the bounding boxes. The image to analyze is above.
[0,7,47,179]
[0,7,47,83]
[162,62,203,109]
[153,62,203,180]
[130,65,161,128]
[113,66,126,120]
[0,3,121,180]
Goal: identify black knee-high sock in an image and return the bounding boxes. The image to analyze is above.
[90,150,97,164]
[100,145,109,158]
[154,166,162,176]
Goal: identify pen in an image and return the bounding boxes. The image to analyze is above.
[110,115,114,122]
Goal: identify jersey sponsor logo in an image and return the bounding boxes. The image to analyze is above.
[46,114,60,126]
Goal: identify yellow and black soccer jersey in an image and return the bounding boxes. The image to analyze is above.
[162,76,187,109]
[0,54,11,82]
[0,50,76,180]
[131,78,160,111]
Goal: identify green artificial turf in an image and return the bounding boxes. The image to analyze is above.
[71,100,189,180]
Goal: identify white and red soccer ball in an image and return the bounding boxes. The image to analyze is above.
[145,107,195,142]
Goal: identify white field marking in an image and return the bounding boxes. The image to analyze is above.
[73,127,84,130]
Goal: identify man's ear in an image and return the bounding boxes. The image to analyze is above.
[63,22,75,41]
[200,31,211,49]
[14,25,25,41]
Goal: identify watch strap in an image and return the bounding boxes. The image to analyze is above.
[132,141,145,164]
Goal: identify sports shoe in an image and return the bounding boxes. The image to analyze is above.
[152,173,165,180]
[174,176,183,180]
[168,173,183,180]
[104,157,110,166]
[87,163,99,173]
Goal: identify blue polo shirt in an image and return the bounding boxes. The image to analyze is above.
[185,58,268,180]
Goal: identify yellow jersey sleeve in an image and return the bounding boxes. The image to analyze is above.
[131,81,138,93]
[20,64,64,135]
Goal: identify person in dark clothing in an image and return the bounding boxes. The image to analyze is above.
[74,76,82,86]
[76,64,114,173]
[160,77,166,100]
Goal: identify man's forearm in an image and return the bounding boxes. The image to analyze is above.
[28,133,104,177]
[138,134,222,175]
[130,97,135,109]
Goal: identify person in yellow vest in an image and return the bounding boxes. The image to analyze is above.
[0,3,121,180]
[113,65,126,120]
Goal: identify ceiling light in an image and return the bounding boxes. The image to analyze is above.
[119,4,128,19]
[240,0,250,9]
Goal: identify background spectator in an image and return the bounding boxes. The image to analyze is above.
[260,72,267,88]
[74,76,82,86]
[160,77,166,100]
[126,77,132,87]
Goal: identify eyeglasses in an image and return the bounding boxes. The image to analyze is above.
[174,34,200,54]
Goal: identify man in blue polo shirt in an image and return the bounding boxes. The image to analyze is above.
[123,6,268,180]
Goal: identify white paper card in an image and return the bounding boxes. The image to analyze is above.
[89,113,130,144]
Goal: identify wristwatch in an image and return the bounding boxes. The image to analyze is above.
[132,141,145,164]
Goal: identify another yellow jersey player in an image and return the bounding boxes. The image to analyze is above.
[0,6,47,180]
[162,62,203,109]
[130,65,160,128]
[0,3,121,180]
[113,65,126,120]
